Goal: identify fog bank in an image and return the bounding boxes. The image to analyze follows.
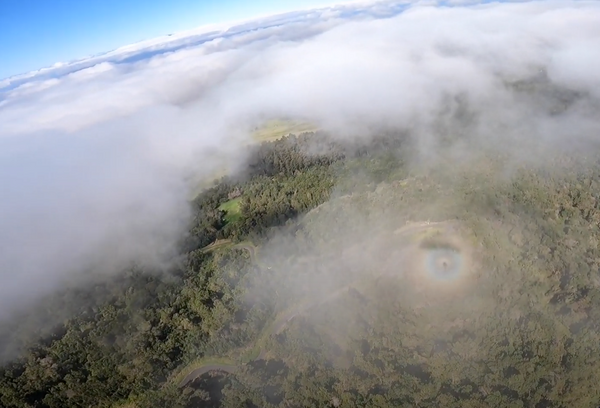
[1,0,599,317]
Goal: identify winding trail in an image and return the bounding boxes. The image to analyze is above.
[233,242,259,264]
[178,221,457,387]
[179,365,238,387]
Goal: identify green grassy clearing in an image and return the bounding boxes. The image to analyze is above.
[219,197,242,223]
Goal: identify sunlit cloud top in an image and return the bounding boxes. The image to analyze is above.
[0,0,368,80]
[0,0,599,321]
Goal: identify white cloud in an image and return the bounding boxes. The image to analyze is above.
[1,0,599,318]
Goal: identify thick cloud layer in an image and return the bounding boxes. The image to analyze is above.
[1,0,600,317]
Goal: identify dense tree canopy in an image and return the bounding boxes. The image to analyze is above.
[2,131,600,408]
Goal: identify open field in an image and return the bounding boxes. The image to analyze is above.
[187,119,318,201]
[251,119,318,142]
[218,197,242,223]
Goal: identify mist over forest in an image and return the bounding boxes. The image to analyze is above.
[2,0,600,407]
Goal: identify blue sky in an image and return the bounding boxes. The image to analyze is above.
[0,0,341,80]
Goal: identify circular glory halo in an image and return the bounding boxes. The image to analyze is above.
[394,221,478,299]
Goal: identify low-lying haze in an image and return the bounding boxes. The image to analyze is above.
[1,0,599,318]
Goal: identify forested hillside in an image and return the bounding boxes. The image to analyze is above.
[2,131,600,408]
